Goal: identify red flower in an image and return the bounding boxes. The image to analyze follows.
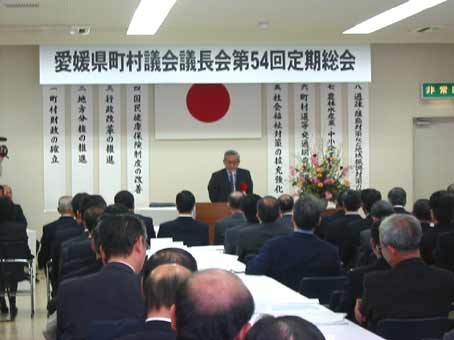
[239,182,248,193]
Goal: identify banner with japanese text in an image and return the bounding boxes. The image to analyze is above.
[43,86,66,211]
[320,83,343,157]
[267,84,290,196]
[294,83,316,165]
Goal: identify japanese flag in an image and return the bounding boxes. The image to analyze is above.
[154,84,262,139]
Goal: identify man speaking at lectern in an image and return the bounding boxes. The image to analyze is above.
[208,150,253,202]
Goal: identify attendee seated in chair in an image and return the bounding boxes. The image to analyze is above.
[412,198,433,234]
[214,191,245,245]
[237,196,291,263]
[246,315,326,340]
[355,214,454,330]
[0,197,32,319]
[224,194,261,255]
[116,264,191,340]
[387,187,410,214]
[246,196,341,291]
[172,269,254,340]
[158,190,208,246]
[115,190,156,241]
[316,191,346,239]
[276,194,294,231]
[1,184,27,226]
[57,214,147,340]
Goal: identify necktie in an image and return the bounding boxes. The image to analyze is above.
[228,171,235,192]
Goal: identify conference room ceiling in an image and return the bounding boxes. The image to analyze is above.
[0,0,453,44]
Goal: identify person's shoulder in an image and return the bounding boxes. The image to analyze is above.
[237,168,251,175]
[211,168,226,177]
[427,264,454,280]
[363,267,389,286]
[193,219,208,228]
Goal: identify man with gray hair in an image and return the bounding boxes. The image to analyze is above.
[355,214,454,330]
[38,196,78,270]
[208,150,253,202]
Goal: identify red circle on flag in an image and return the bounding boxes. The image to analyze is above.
[186,84,230,123]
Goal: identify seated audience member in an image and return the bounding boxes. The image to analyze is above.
[246,196,341,291]
[237,196,291,263]
[115,190,156,241]
[38,196,78,270]
[343,189,382,268]
[276,194,294,231]
[355,214,454,330]
[1,184,27,226]
[246,315,326,340]
[447,183,454,193]
[356,200,394,267]
[57,214,147,340]
[143,248,198,285]
[117,264,191,340]
[71,192,89,226]
[214,191,245,245]
[172,269,254,340]
[0,197,32,319]
[325,190,362,263]
[158,190,208,246]
[387,187,410,214]
[344,221,390,319]
[224,194,261,255]
[434,231,454,271]
[316,191,346,239]
[413,198,433,233]
[420,191,454,264]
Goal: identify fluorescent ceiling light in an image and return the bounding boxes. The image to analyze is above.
[343,0,447,34]
[127,0,176,35]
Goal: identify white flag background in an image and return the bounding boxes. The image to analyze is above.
[294,83,316,164]
[154,84,262,140]
[43,85,66,211]
[71,85,94,194]
[98,85,121,204]
[320,83,343,156]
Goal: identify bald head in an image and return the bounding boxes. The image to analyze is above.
[257,196,280,223]
[228,191,244,211]
[145,264,191,313]
[278,194,294,214]
[3,185,12,200]
[174,269,254,340]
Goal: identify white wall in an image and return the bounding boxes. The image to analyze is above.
[1,44,454,237]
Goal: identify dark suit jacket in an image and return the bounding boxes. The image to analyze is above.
[10,203,27,227]
[393,206,411,214]
[325,213,363,264]
[214,212,245,245]
[116,320,175,340]
[237,221,291,263]
[342,215,374,268]
[208,168,253,202]
[316,210,345,239]
[360,258,454,330]
[246,232,341,291]
[420,222,453,265]
[136,214,156,240]
[38,216,79,269]
[434,231,454,271]
[224,222,256,255]
[57,262,145,340]
[0,221,32,282]
[277,214,294,231]
[157,217,208,246]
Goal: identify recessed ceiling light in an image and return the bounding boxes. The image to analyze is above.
[344,0,447,34]
[127,0,176,35]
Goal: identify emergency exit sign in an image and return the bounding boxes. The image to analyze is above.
[422,83,454,99]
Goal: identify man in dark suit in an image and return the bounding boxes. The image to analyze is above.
[413,198,433,234]
[114,190,156,241]
[57,214,147,340]
[214,191,245,245]
[387,187,411,214]
[237,196,291,263]
[158,190,208,246]
[276,194,294,231]
[0,197,32,319]
[343,189,382,268]
[172,269,254,340]
[316,191,347,239]
[420,191,454,265]
[224,194,261,255]
[208,150,253,202]
[356,214,454,331]
[38,196,79,269]
[434,231,454,271]
[325,190,363,265]
[117,264,191,340]
[246,196,341,291]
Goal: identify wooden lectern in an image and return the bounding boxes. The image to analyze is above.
[195,202,231,245]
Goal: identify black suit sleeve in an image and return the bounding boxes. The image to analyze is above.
[245,170,253,194]
[208,173,219,202]
[38,225,50,269]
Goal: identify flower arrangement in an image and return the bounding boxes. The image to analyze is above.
[290,151,350,202]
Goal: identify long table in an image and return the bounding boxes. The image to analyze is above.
[146,243,384,340]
